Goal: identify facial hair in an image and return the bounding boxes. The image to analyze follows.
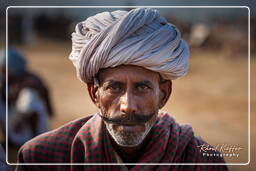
[98,110,158,147]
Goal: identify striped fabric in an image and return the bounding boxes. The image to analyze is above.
[16,112,228,171]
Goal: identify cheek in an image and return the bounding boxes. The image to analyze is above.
[133,92,162,113]
[137,91,160,113]
[98,91,120,117]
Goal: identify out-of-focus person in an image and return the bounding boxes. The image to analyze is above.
[0,47,53,146]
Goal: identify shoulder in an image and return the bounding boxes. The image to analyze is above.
[17,114,94,163]
[158,112,227,164]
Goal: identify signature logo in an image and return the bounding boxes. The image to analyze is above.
[197,144,243,158]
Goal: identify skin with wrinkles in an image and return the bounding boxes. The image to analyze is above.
[87,65,172,163]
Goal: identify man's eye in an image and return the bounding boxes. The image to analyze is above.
[106,85,122,92]
[137,85,150,91]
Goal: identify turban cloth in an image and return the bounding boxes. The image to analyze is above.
[69,8,190,83]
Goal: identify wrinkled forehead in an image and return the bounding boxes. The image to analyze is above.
[97,65,161,84]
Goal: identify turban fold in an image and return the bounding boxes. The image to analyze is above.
[69,8,190,83]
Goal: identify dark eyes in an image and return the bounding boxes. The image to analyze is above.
[105,84,122,93]
[136,84,151,91]
[103,82,152,94]
[106,84,150,92]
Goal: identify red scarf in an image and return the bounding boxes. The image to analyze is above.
[70,112,227,170]
[17,112,228,171]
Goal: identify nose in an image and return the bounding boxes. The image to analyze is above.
[120,90,137,114]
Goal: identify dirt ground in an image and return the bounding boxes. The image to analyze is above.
[4,38,256,170]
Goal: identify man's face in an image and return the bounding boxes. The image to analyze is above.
[89,65,171,147]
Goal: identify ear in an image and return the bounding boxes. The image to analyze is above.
[87,83,100,108]
[158,80,172,109]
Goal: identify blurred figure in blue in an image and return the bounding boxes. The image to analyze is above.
[0,48,53,146]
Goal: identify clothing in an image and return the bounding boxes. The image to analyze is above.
[8,88,49,146]
[7,72,53,117]
[16,112,228,171]
[2,71,53,146]
[0,47,53,117]
[69,8,190,83]
[0,47,53,146]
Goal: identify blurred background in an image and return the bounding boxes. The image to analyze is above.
[0,1,255,171]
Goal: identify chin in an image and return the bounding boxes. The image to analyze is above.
[105,121,154,147]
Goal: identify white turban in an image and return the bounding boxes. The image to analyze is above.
[69,8,190,83]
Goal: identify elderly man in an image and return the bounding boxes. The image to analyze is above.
[16,8,228,170]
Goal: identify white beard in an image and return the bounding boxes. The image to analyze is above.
[105,119,156,147]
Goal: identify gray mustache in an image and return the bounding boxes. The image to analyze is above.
[98,112,156,125]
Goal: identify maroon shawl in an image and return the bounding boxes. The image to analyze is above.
[16,112,228,171]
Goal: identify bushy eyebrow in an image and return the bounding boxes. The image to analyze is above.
[103,80,153,85]
[135,80,154,88]
[102,80,123,86]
